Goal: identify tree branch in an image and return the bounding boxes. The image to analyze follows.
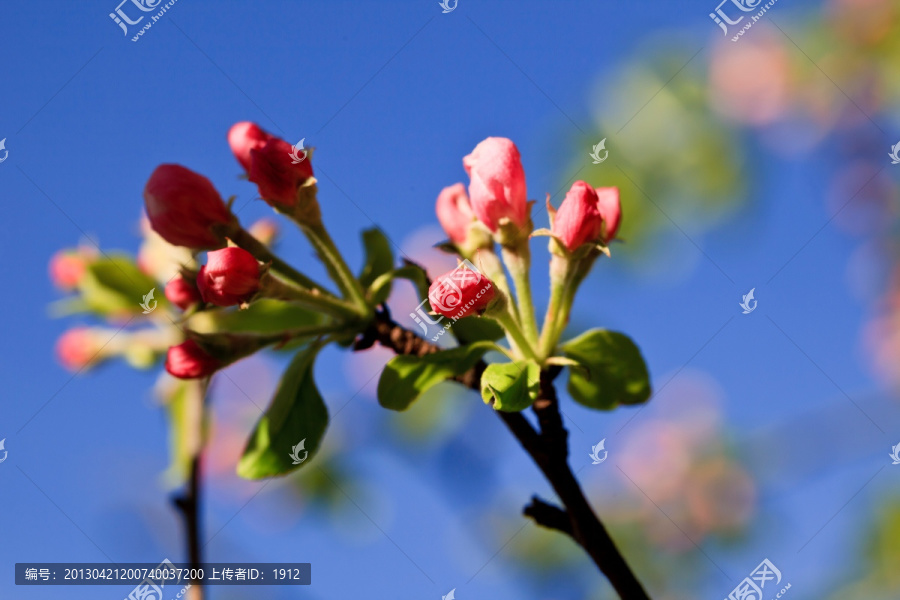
[172,455,204,599]
[361,310,651,599]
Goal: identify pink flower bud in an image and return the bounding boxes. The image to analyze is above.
[55,327,101,371]
[428,266,495,318]
[435,183,477,245]
[49,249,92,290]
[166,340,221,379]
[197,247,261,306]
[595,187,622,243]
[228,121,271,172]
[552,181,604,252]
[144,164,232,249]
[165,275,202,311]
[248,136,314,208]
[463,137,528,232]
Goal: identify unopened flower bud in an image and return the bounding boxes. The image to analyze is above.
[249,137,315,208]
[552,181,604,252]
[197,247,261,306]
[144,164,234,249]
[463,137,528,232]
[228,121,271,172]
[595,187,621,243]
[49,249,94,289]
[428,266,495,318]
[165,275,202,311]
[165,339,221,379]
[55,327,103,371]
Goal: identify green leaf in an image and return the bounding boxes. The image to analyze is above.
[206,299,324,334]
[561,329,651,410]
[452,315,505,344]
[238,345,328,479]
[392,264,430,301]
[359,228,394,290]
[78,254,160,316]
[377,341,494,411]
[480,360,541,412]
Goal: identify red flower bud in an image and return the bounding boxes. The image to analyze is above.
[595,187,622,243]
[197,247,261,306]
[55,327,102,371]
[248,137,314,208]
[428,266,495,318]
[165,339,221,379]
[463,137,528,232]
[144,164,233,249]
[552,181,604,252]
[49,249,92,289]
[228,121,271,172]
[435,183,477,245]
[165,275,202,311]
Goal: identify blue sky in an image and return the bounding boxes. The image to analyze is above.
[2,0,898,599]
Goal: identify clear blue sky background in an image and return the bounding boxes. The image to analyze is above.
[2,0,898,599]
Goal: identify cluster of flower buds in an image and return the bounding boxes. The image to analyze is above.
[431,136,622,359]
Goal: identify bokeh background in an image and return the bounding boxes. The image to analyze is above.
[2,0,900,598]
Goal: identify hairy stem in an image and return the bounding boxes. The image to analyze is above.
[501,242,540,349]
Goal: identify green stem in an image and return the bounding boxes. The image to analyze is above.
[229,227,331,295]
[501,242,540,349]
[538,254,597,358]
[491,308,538,362]
[303,224,371,317]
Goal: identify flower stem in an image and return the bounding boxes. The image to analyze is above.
[501,241,540,350]
[303,224,372,318]
[491,307,539,362]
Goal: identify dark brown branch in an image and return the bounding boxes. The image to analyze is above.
[172,449,204,598]
[361,311,651,600]
[524,496,572,535]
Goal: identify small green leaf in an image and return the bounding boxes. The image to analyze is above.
[480,360,541,412]
[452,315,505,343]
[238,345,328,479]
[392,264,430,301]
[377,341,494,411]
[359,228,394,290]
[561,329,651,410]
[78,254,160,316]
